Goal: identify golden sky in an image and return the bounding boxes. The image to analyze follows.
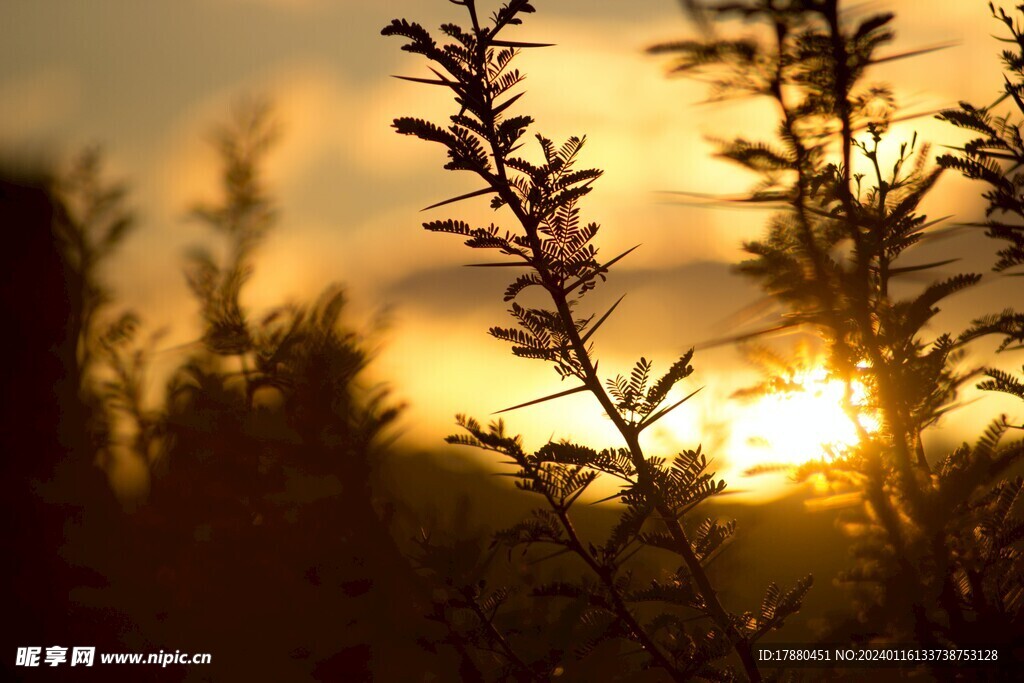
[2,0,1020,499]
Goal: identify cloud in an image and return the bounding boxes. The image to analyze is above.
[70,0,1019,480]
[0,66,80,147]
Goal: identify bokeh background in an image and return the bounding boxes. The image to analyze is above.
[2,0,1019,503]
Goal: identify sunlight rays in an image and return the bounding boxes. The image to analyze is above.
[727,365,879,479]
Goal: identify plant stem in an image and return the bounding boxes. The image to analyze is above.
[469,32,760,680]
[463,588,540,681]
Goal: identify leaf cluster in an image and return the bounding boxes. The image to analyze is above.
[654,0,1024,656]
[658,1,979,456]
[938,3,1024,409]
[444,416,809,680]
[387,3,812,679]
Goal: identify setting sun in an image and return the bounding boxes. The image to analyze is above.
[727,366,878,477]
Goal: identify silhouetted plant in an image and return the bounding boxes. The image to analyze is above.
[1,161,133,681]
[52,149,147,467]
[385,2,810,680]
[652,0,1024,662]
[98,99,436,680]
[939,2,1024,410]
[53,149,134,380]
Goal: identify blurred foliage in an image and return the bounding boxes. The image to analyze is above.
[28,101,433,681]
[939,2,1024,409]
[652,0,1024,671]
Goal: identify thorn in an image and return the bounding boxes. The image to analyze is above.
[695,320,804,350]
[422,187,495,211]
[392,75,457,88]
[888,258,961,276]
[565,245,641,294]
[493,384,588,414]
[639,387,704,431]
[581,294,626,344]
[493,91,526,117]
[489,39,555,48]
[870,42,957,66]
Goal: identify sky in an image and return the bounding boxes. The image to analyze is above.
[2,0,1021,499]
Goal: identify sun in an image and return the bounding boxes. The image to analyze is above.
[725,365,878,481]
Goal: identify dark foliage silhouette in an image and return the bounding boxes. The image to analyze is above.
[2,103,445,681]
[939,2,1024,410]
[1,159,134,682]
[651,0,1024,670]
[385,1,810,680]
[119,100,443,680]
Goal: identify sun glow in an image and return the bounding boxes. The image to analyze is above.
[726,366,879,479]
